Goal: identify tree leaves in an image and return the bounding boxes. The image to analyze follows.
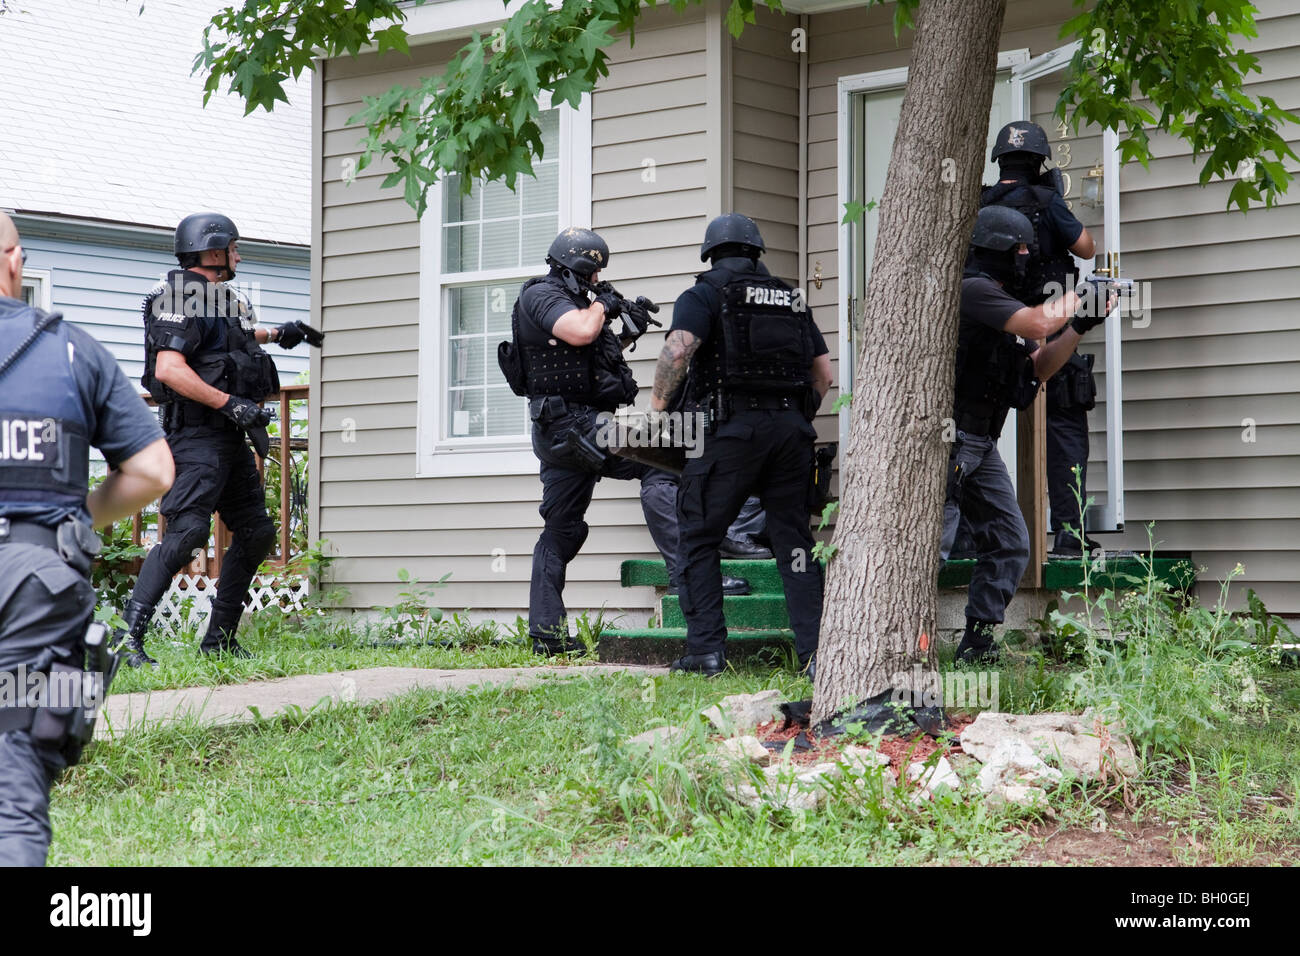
[1058,0,1299,211]
[196,0,1294,217]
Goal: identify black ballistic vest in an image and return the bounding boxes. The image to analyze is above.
[0,306,92,521]
[689,262,815,402]
[140,270,279,405]
[954,269,1040,438]
[980,180,1077,306]
[505,275,637,412]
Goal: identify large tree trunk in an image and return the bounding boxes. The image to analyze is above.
[812,0,1008,724]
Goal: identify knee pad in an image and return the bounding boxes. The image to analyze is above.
[235,518,277,564]
[157,516,211,570]
[540,521,588,564]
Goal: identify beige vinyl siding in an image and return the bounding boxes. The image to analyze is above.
[729,6,841,451]
[1100,0,1300,611]
[806,0,1300,612]
[730,7,801,282]
[315,7,710,615]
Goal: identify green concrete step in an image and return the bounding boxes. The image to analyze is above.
[1041,555,1196,591]
[660,593,790,629]
[621,559,786,593]
[597,626,794,666]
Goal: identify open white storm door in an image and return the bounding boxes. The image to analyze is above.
[838,51,1029,486]
[1011,43,1127,533]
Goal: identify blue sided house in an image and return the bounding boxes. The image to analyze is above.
[0,0,311,389]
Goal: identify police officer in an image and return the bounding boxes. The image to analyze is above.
[503,228,749,656]
[652,214,832,677]
[0,212,174,865]
[945,205,1110,663]
[120,213,321,665]
[982,121,1099,556]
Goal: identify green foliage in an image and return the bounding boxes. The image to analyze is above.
[1058,0,1299,210]
[1042,524,1276,757]
[812,500,839,566]
[196,0,790,216]
[91,511,150,614]
[260,394,310,560]
[374,567,451,644]
[198,0,1294,217]
[829,391,852,414]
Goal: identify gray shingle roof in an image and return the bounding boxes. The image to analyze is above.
[0,0,310,245]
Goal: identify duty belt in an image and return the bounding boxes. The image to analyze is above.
[163,401,235,431]
[954,409,994,438]
[730,392,800,411]
[0,516,101,575]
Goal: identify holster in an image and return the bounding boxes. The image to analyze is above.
[1048,352,1097,412]
[553,429,607,473]
[806,443,837,515]
[29,662,89,766]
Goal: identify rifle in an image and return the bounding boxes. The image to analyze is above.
[592,280,662,349]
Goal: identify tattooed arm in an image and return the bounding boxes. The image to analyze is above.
[650,329,701,411]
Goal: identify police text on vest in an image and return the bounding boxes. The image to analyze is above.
[744,286,792,307]
[0,417,54,462]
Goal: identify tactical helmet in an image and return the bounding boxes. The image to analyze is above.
[700,213,766,262]
[175,212,240,257]
[546,227,609,277]
[990,121,1051,162]
[971,205,1034,251]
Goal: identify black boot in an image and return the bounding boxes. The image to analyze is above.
[532,634,587,657]
[669,651,726,677]
[199,604,253,659]
[119,600,159,668]
[955,618,999,665]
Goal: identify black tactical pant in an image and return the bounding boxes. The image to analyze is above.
[529,400,679,643]
[1046,398,1090,549]
[677,409,823,664]
[131,422,276,627]
[940,432,1030,623]
[0,543,95,867]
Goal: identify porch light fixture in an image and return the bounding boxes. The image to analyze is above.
[1081,164,1105,208]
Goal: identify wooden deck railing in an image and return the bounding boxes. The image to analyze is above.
[127,383,310,579]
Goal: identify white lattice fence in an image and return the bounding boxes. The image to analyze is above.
[153,573,309,638]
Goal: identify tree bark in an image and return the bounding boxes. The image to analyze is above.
[812,0,1008,724]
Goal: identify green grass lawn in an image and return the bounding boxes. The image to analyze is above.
[53,639,1300,866]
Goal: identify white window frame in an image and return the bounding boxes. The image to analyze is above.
[20,268,52,312]
[836,50,1029,477]
[415,93,592,478]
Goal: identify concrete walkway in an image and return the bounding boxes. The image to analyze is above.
[98,664,668,739]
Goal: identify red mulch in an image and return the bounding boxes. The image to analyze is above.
[745,712,978,773]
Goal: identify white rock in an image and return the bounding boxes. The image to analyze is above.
[839,744,892,775]
[700,689,786,733]
[960,711,1138,781]
[708,735,770,767]
[624,725,686,752]
[986,783,1047,808]
[906,756,962,800]
[974,738,1064,794]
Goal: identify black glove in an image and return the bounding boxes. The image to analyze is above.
[1070,282,1111,335]
[595,291,622,321]
[276,322,306,349]
[618,296,662,345]
[221,395,272,429]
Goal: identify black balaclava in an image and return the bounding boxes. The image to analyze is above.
[997,151,1042,184]
[969,246,1030,287]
